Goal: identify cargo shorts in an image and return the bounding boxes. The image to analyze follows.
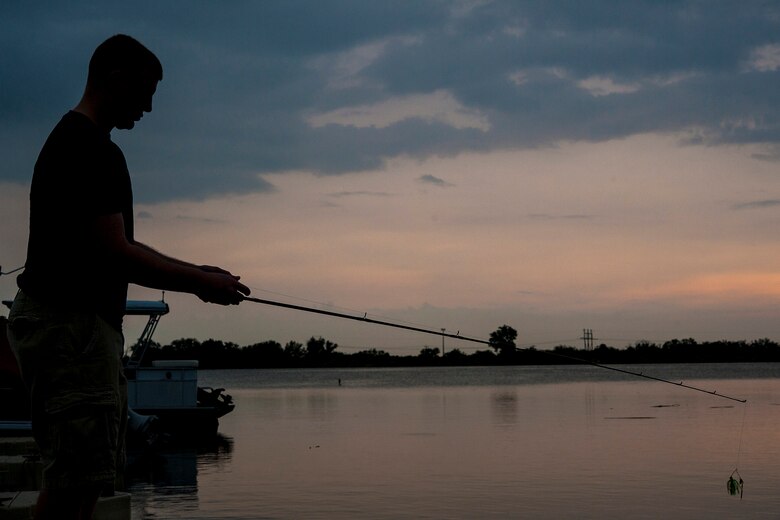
[6,290,127,490]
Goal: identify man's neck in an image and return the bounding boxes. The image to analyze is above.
[73,95,112,133]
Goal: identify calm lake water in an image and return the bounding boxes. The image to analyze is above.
[127,364,780,519]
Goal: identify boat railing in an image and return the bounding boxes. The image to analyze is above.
[125,299,170,368]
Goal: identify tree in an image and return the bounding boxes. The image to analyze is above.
[168,337,201,355]
[243,340,284,367]
[284,340,305,360]
[442,348,467,365]
[418,347,441,361]
[199,339,241,368]
[126,339,160,363]
[305,336,338,361]
[489,325,517,358]
[471,349,496,364]
[352,348,392,366]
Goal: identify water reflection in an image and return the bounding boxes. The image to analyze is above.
[583,384,596,427]
[490,390,518,427]
[126,434,233,519]
[306,391,338,421]
[133,367,780,519]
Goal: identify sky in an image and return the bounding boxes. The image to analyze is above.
[2,1,780,355]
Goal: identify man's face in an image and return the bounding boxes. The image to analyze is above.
[111,70,158,130]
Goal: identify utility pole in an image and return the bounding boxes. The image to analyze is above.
[581,329,594,351]
[441,328,446,356]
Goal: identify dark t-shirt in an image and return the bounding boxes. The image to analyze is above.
[18,111,134,331]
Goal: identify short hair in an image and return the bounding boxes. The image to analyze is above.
[88,34,163,85]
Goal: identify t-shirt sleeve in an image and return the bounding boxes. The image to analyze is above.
[69,140,129,217]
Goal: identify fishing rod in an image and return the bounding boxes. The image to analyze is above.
[0,265,24,277]
[242,295,746,403]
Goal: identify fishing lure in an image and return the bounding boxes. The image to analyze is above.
[727,469,743,499]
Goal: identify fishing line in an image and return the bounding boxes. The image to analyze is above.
[241,295,747,403]
[245,284,467,335]
[735,402,748,468]
[727,403,749,499]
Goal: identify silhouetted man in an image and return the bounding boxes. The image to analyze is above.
[6,34,249,520]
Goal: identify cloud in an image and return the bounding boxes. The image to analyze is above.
[526,213,595,221]
[577,76,641,97]
[418,174,454,188]
[328,190,394,198]
[307,90,490,131]
[1,1,780,203]
[751,145,780,162]
[732,199,780,210]
[747,43,780,72]
[624,272,780,306]
[175,214,227,224]
[311,35,422,90]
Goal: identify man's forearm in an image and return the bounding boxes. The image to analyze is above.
[133,241,200,269]
[125,240,208,293]
[93,213,247,304]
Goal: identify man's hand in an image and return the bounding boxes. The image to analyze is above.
[196,269,250,305]
[199,265,233,275]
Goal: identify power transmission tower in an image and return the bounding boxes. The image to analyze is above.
[581,329,594,351]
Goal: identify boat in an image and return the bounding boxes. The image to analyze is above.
[0,298,235,440]
[0,304,30,436]
[124,299,235,439]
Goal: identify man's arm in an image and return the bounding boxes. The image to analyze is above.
[93,212,249,305]
[133,242,234,276]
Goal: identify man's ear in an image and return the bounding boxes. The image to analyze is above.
[103,69,135,95]
[91,68,121,90]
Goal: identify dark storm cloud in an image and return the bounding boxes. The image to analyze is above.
[1,1,778,202]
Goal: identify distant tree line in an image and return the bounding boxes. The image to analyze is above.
[127,325,780,369]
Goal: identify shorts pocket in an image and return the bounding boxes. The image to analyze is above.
[7,315,45,344]
[46,388,117,416]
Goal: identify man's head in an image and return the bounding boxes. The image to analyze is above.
[83,35,163,130]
